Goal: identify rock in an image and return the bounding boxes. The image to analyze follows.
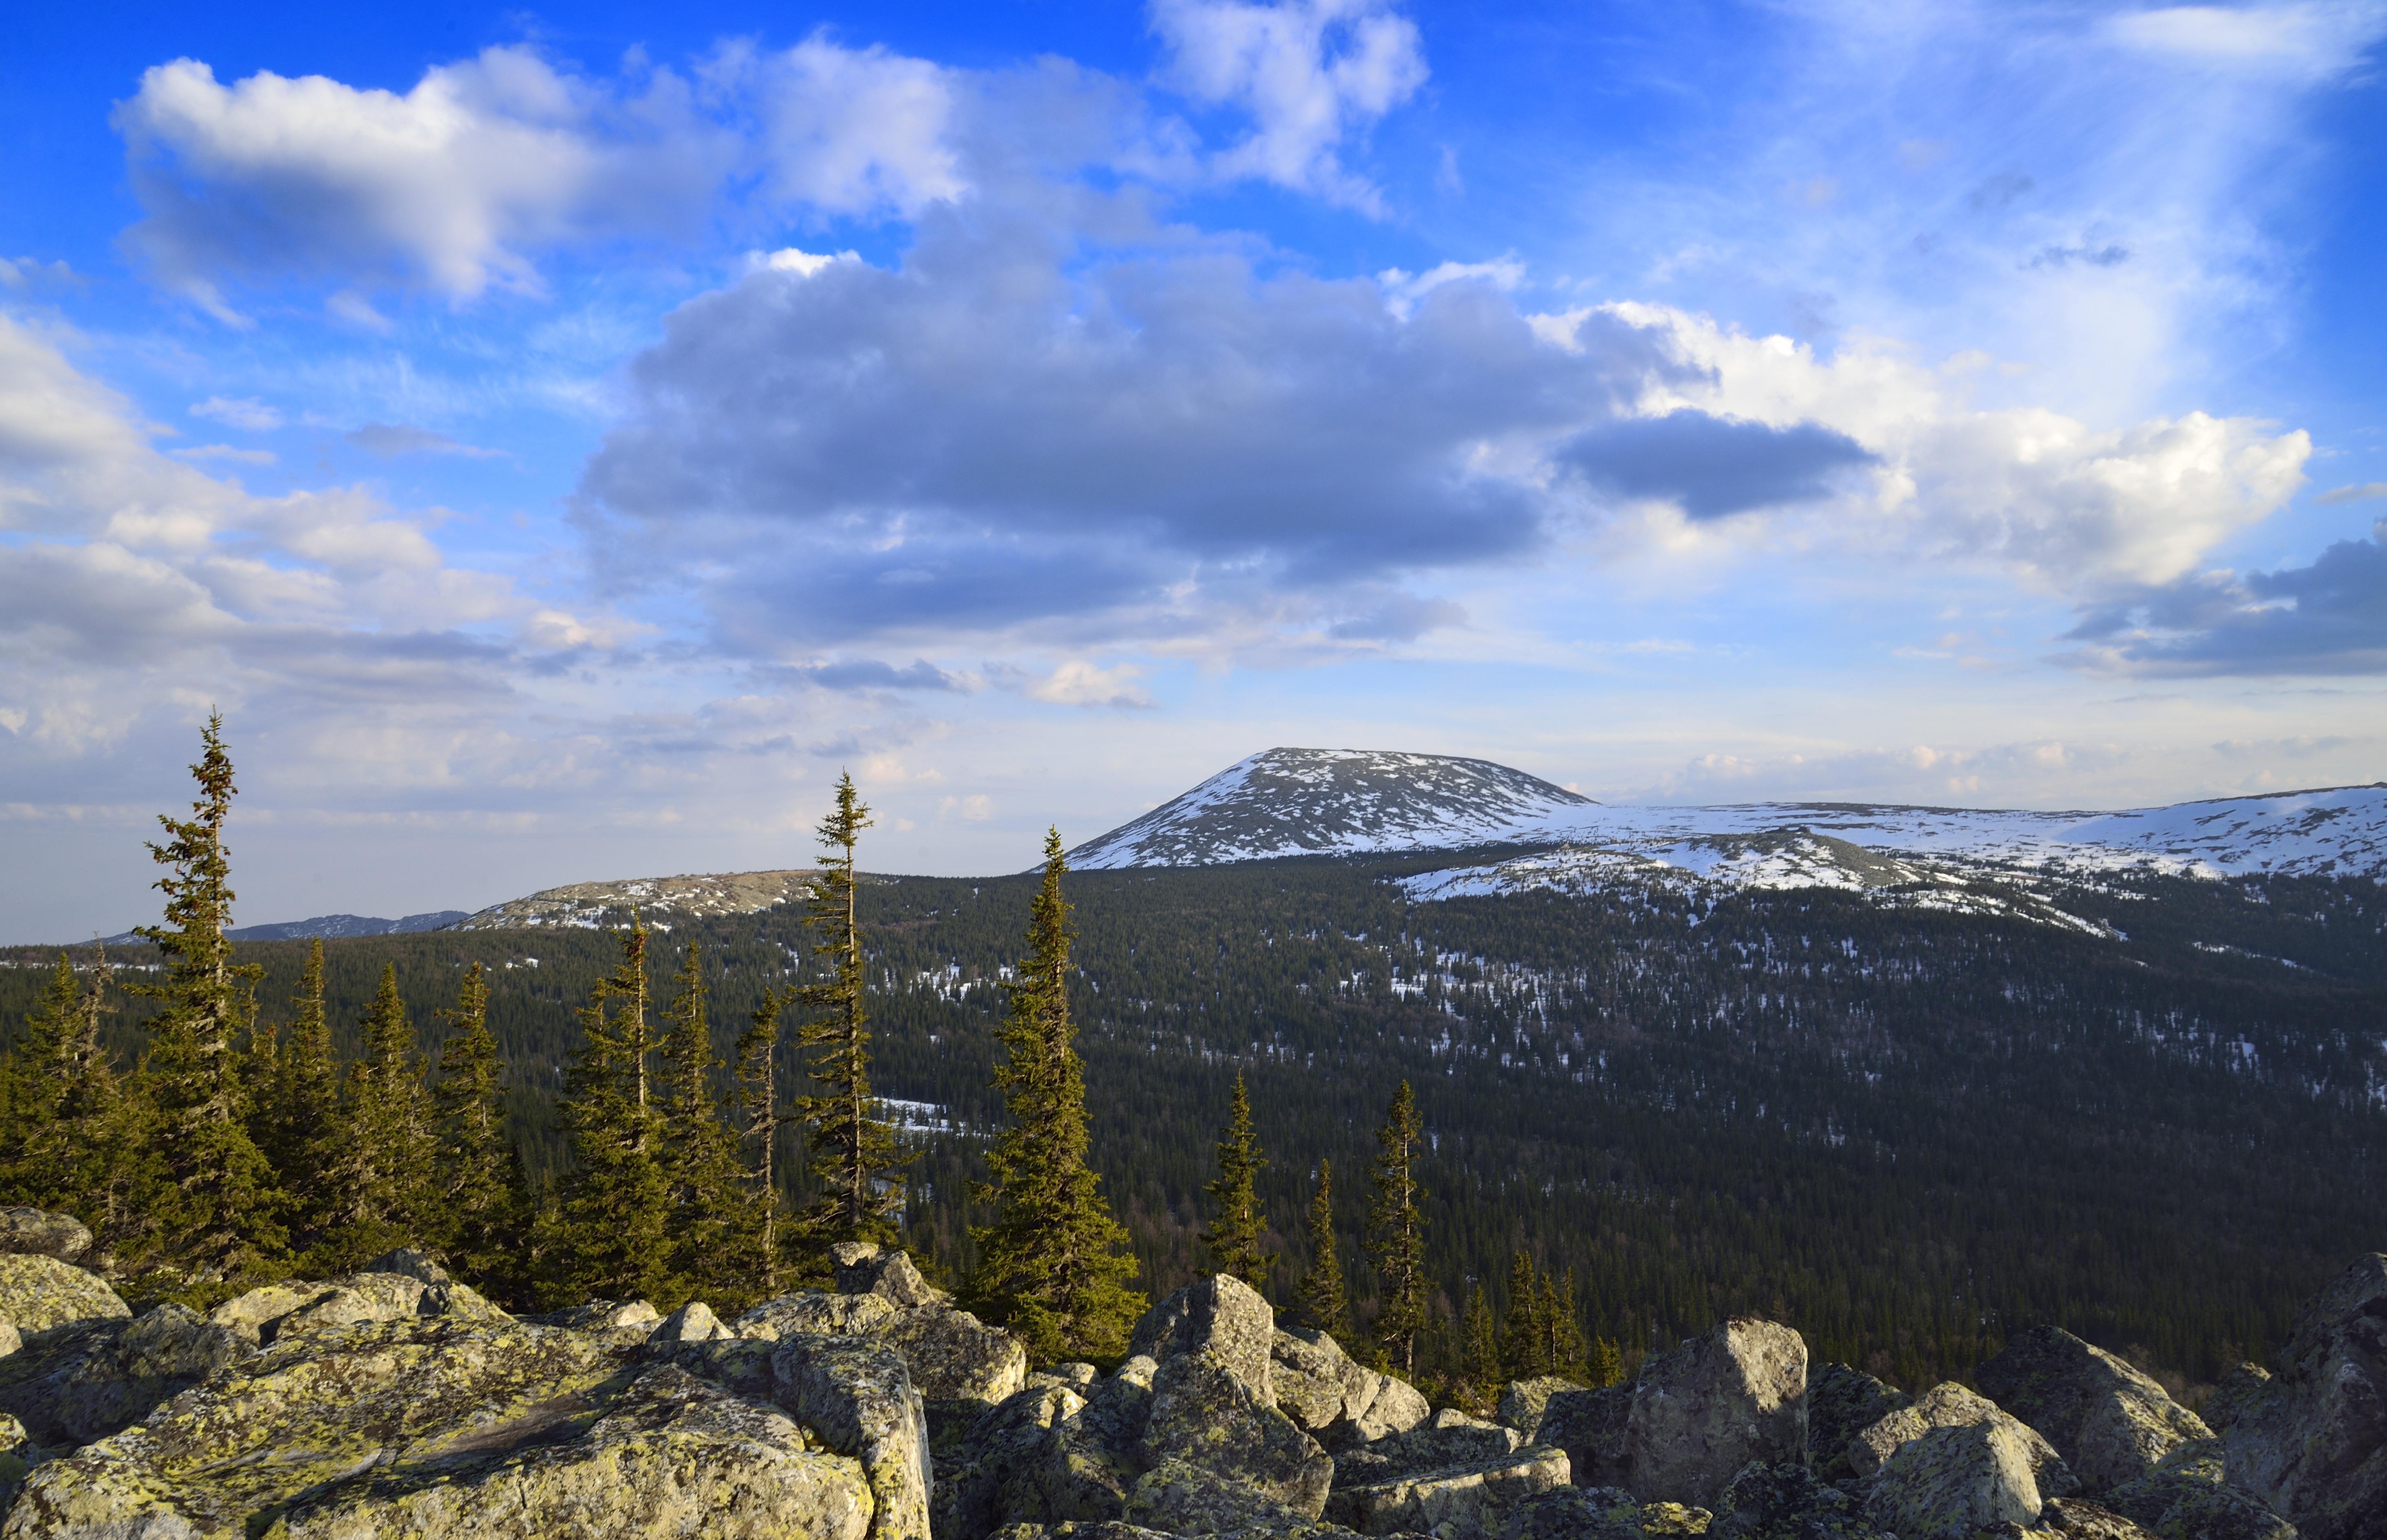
[2039,1497,2161,1537]
[1496,1485,1649,1540]
[1266,1329,1428,1450]
[1501,1377,1589,1442]
[1038,1371,1155,1525]
[530,1295,664,1344]
[1709,1460,1889,1540]
[1862,1420,2046,1539]
[775,1331,935,1540]
[836,1242,950,1308]
[655,1299,730,1342]
[1622,1319,1807,1508]
[1125,1457,1329,1537]
[0,1410,35,1515]
[1636,1502,1714,1535]
[0,1213,89,1267]
[992,1527,1178,1540]
[11,1333,871,1540]
[0,1302,246,1448]
[0,1257,126,1340]
[358,1244,451,1283]
[933,1381,1097,1540]
[1974,1325,2210,1494]
[1129,1274,1277,1406]
[1330,1418,1522,1489]
[2202,1362,2273,1434]
[0,1323,16,1362]
[1139,1347,1333,1518]
[2102,1449,2296,1540]
[207,1268,510,1351]
[1804,1365,1910,1480]
[2223,1253,2387,1540]
[1328,1444,1571,1535]
[738,1289,904,1340]
[1539,1385,1632,1490]
[884,1303,1031,1405]
[1843,1381,2077,1500]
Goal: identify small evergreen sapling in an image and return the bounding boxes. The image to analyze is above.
[1295,1158,1350,1342]
[1200,1072,1273,1290]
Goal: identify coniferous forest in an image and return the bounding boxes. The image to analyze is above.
[4,721,2385,1410]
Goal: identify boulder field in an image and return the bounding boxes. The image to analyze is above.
[0,1222,2377,1540]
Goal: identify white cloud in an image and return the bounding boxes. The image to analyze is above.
[191,395,282,431]
[1151,0,1428,207]
[171,444,277,465]
[1015,660,1157,709]
[2317,481,2387,504]
[1378,257,1524,320]
[2106,3,2387,80]
[731,36,968,217]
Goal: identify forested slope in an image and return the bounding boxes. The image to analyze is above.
[5,857,2381,1397]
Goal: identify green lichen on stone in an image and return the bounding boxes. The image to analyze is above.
[1637,1500,1713,1535]
[0,1257,129,1338]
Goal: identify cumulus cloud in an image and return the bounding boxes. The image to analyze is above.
[1557,409,1877,520]
[1151,0,1428,207]
[2060,522,2387,675]
[725,35,968,217]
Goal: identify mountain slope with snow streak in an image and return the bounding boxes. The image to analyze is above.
[1068,750,2387,888]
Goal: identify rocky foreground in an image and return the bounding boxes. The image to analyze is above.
[0,1209,2380,1540]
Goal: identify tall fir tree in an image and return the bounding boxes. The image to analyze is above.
[319,962,439,1268]
[659,942,746,1307]
[1502,1251,1546,1378]
[553,919,673,1306]
[1200,1072,1273,1290]
[794,772,908,1247]
[1544,1268,1588,1381]
[267,938,340,1249]
[0,951,126,1220]
[1462,1281,1502,1406]
[130,712,287,1284]
[730,987,790,1302]
[972,829,1147,1363]
[429,962,521,1287]
[1296,1158,1350,1342]
[1366,1079,1428,1375]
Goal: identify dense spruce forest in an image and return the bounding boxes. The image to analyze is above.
[8,848,2383,1402]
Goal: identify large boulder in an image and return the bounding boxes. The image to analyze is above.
[1129,1274,1276,1406]
[0,1302,246,1449]
[1328,1445,1571,1536]
[2101,1439,2294,1540]
[1803,1365,1909,1481]
[1842,1381,2077,1500]
[775,1332,935,1540]
[1138,1348,1332,1518]
[0,1323,15,1362]
[1331,1416,1522,1490]
[2222,1252,2387,1540]
[0,1214,89,1268]
[530,1296,663,1344]
[2,1318,872,1540]
[1123,1457,1326,1537]
[1861,1419,2047,1539]
[1974,1326,2209,1494]
[932,1382,1097,1540]
[1709,1460,1889,1540]
[836,1243,949,1308]
[1538,1385,1631,1490]
[207,1267,512,1351]
[1269,1327,1427,1447]
[1501,1377,1589,1443]
[0,1257,125,1339]
[1495,1485,1651,1540]
[2037,1497,2161,1538]
[1621,1319,1807,1508]
[654,1299,731,1342]
[2203,1363,2274,1435]
[735,1288,1025,1421]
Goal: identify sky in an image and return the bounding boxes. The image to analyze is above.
[2,0,2384,942]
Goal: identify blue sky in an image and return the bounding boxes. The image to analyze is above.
[2,0,2383,941]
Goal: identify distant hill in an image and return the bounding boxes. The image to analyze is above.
[450,869,818,931]
[96,911,468,947]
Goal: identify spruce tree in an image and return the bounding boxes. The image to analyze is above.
[1546,1268,1588,1381]
[793,773,907,1248]
[0,954,81,1204]
[429,962,521,1287]
[1502,1251,1545,1378]
[130,713,286,1284]
[972,829,1146,1362]
[1200,1072,1272,1290]
[1296,1158,1349,1342]
[320,962,438,1268]
[1366,1079,1428,1375]
[268,938,340,1248]
[554,919,673,1306]
[1462,1281,1502,1406]
[1589,1334,1625,1388]
[730,987,790,1302]
[659,942,745,1308]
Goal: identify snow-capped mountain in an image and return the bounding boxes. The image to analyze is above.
[1068,748,2387,890]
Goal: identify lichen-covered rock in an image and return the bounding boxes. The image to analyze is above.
[740,1290,903,1340]
[1862,1419,2046,1539]
[1974,1326,2209,1495]
[836,1243,950,1308]
[1327,1444,1570,1535]
[1125,1456,1330,1537]
[990,1525,1179,1540]
[932,1381,1088,1540]
[1804,1365,1910,1481]
[1139,1347,1332,1518]
[1329,1418,1522,1490]
[1273,1329,1364,1432]
[0,1258,126,1340]
[0,1410,35,1515]
[1501,1378,1589,1443]
[2038,1497,2161,1538]
[1622,1320,1807,1508]
[655,1299,730,1342]
[207,1268,509,1351]
[2202,1363,2273,1435]
[1037,1371,1154,1525]
[2101,1464,2295,1540]
[1636,1501,1713,1535]
[1496,1484,1648,1540]
[1130,1274,1277,1406]
[0,1302,246,1449]
[1844,1381,2077,1501]
[883,1304,1029,1405]
[530,1295,662,1344]
[1708,1460,1889,1540]
[2222,1252,2387,1540]
[7,1350,869,1540]
[1538,1385,1631,1491]
[774,1332,934,1540]
[0,1323,17,1362]
[0,1214,89,1268]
